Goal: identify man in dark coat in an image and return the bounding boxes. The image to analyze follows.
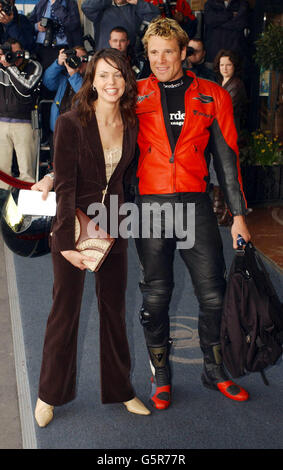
[187,38,216,81]
[28,0,83,69]
[81,0,159,52]
[0,0,35,52]
[203,0,250,64]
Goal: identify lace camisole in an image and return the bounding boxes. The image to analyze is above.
[104,147,122,182]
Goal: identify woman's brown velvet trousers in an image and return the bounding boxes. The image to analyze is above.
[38,249,135,406]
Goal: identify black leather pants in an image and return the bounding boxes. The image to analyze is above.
[135,193,226,350]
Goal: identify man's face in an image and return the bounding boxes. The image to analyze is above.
[147,36,186,83]
[109,31,129,53]
[115,0,128,5]
[188,40,205,65]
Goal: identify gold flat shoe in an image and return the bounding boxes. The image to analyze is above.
[123,397,151,415]
[34,398,54,427]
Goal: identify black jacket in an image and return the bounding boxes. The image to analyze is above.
[0,59,42,120]
[204,0,249,62]
[0,7,35,52]
[28,0,83,48]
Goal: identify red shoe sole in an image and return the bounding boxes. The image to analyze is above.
[150,377,171,410]
[217,380,249,401]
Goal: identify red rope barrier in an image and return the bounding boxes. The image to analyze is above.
[0,170,33,190]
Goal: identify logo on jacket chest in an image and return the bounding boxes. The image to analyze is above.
[192,92,214,104]
[137,91,155,104]
[193,109,213,119]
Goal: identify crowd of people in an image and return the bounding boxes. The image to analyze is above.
[0,0,256,428]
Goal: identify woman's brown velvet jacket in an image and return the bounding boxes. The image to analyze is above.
[50,108,138,254]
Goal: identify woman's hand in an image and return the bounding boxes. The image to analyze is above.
[60,250,97,270]
[231,215,251,249]
[31,174,54,200]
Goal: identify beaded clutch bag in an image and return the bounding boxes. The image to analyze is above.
[74,208,115,272]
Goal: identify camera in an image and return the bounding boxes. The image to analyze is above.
[40,17,59,48]
[161,0,173,19]
[0,43,30,65]
[187,46,195,57]
[64,49,91,69]
[0,0,13,16]
[64,49,82,69]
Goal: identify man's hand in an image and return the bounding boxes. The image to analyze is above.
[231,215,251,249]
[31,174,54,200]
[126,0,138,5]
[37,21,46,32]
[58,48,67,66]
[0,53,10,68]
[64,61,80,76]
[0,9,14,24]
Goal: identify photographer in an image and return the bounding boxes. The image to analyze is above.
[28,0,83,70]
[186,38,216,82]
[0,38,42,191]
[42,46,87,158]
[0,0,35,52]
[108,26,150,79]
[81,0,159,51]
[203,0,250,64]
[144,0,198,38]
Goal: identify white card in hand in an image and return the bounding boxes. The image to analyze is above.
[18,190,56,216]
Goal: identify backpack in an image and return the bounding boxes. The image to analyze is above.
[221,242,283,385]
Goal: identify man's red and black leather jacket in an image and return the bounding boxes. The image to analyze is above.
[135,70,247,216]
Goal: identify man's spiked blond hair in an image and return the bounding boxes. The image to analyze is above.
[142,16,189,54]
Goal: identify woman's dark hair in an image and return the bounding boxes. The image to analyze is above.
[213,49,242,83]
[72,48,137,127]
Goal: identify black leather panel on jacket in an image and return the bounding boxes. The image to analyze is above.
[209,118,247,216]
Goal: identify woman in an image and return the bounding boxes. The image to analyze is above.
[211,49,248,226]
[214,49,247,134]
[34,48,150,427]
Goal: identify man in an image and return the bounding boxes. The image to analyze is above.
[144,0,198,38]
[108,25,130,52]
[28,0,83,70]
[109,25,151,79]
[0,38,42,191]
[203,0,250,64]
[134,16,251,410]
[32,17,252,411]
[0,0,35,52]
[81,0,159,51]
[43,46,87,137]
[186,38,216,82]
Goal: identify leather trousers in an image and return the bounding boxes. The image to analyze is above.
[135,193,226,350]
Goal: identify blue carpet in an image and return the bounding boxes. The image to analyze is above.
[13,228,283,449]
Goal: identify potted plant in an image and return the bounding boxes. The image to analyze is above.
[240,23,283,205]
[240,130,283,204]
[254,23,283,138]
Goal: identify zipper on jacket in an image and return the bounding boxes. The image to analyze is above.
[169,152,176,191]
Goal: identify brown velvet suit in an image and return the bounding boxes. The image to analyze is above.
[38,109,138,406]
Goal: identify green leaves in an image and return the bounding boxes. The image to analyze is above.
[254,23,283,72]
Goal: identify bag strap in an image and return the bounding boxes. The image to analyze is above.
[260,370,270,386]
[246,243,281,300]
[101,184,108,205]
